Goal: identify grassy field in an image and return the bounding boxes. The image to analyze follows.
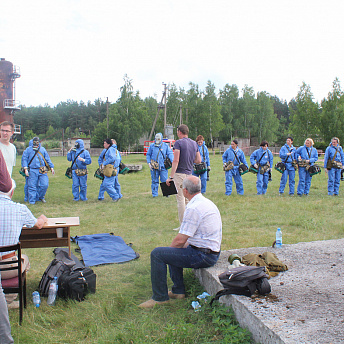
[8,152,343,343]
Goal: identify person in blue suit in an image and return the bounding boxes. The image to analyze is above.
[279,137,297,195]
[146,133,174,197]
[192,135,210,194]
[67,139,92,201]
[295,138,318,196]
[250,140,274,195]
[323,137,344,196]
[22,137,55,204]
[111,139,123,199]
[222,139,248,195]
[98,139,120,202]
[22,139,33,202]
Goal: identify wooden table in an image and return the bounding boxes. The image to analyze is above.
[20,217,80,256]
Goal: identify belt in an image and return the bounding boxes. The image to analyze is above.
[189,245,220,255]
[0,251,16,261]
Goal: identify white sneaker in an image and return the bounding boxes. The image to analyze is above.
[173,227,180,231]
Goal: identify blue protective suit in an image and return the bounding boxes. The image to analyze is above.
[192,142,210,194]
[22,140,34,202]
[222,147,248,195]
[98,145,120,201]
[111,144,123,199]
[295,145,318,195]
[323,144,344,195]
[250,147,274,195]
[67,139,92,201]
[279,143,297,195]
[146,133,174,197]
[22,141,54,204]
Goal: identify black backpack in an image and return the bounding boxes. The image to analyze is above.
[210,266,271,305]
[38,252,76,297]
[38,248,96,301]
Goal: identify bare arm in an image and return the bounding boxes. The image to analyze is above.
[34,215,48,229]
[166,149,180,186]
[170,233,190,248]
[194,151,201,164]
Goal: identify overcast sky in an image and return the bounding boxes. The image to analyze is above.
[2,0,344,107]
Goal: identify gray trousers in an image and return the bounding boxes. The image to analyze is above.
[0,278,14,344]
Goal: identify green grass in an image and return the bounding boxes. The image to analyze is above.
[8,153,343,343]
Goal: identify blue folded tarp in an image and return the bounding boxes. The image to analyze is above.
[72,233,139,267]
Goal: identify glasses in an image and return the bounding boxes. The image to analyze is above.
[0,129,13,133]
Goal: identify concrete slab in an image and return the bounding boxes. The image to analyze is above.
[195,238,344,344]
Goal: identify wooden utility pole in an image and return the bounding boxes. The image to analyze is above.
[163,83,167,138]
[148,83,167,141]
[179,104,182,125]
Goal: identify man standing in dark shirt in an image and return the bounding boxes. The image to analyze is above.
[166,124,201,228]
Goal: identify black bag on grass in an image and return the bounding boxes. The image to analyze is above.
[38,258,73,296]
[210,266,271,305]
[58,267,96,301]
[39,248,96,301]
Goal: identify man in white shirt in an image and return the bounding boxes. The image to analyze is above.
[139,175,222,308]
[0,121,16,176]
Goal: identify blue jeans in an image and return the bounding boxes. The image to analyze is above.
[150,245,219,301]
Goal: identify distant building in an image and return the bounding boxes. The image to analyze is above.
[0,58,21,134]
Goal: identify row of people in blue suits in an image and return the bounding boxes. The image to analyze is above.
[222,137,344,196]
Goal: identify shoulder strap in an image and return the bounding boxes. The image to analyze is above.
[202,145,206,160]
[232,149,239,164]
[37,151,49,168]
[27,150,39,167]
[331,146,339,163]
[306,147,312,159]
[102,147,109,160]
[257,151,266,164]
[71,150,84,169]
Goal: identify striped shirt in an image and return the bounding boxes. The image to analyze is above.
[0,195,37,256]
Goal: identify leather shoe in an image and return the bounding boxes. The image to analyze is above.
[168,291,185,299]
[138,299,170,309]
[7,301,19,309]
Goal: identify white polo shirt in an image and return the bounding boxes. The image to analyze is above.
[0,142,16,176]
[179,193,222,252]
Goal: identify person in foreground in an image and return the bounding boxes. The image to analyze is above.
[0,152,14,344]
[139,175,222,309]
[0,179,47,308]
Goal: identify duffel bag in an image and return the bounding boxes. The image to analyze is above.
[58,267,96,301]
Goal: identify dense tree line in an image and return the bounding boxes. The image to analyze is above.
[14,76,344,150]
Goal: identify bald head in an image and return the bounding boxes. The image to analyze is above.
[182,176,201,195]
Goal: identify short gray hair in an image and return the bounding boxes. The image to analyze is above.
[182,177,201,195]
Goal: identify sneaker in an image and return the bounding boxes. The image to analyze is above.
[40,199,46,203]
[138,299,170,309]
[168,291,185,299]
[173,227,180,231]
[98,198,104,201]
[112,198,119,202]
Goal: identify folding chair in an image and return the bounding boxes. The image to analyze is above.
[0,243,27,325]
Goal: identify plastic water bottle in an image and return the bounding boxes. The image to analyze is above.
[47,276,58,306]
[276,228,282,248]
[32,291,41,308]
[191,301,201,311]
